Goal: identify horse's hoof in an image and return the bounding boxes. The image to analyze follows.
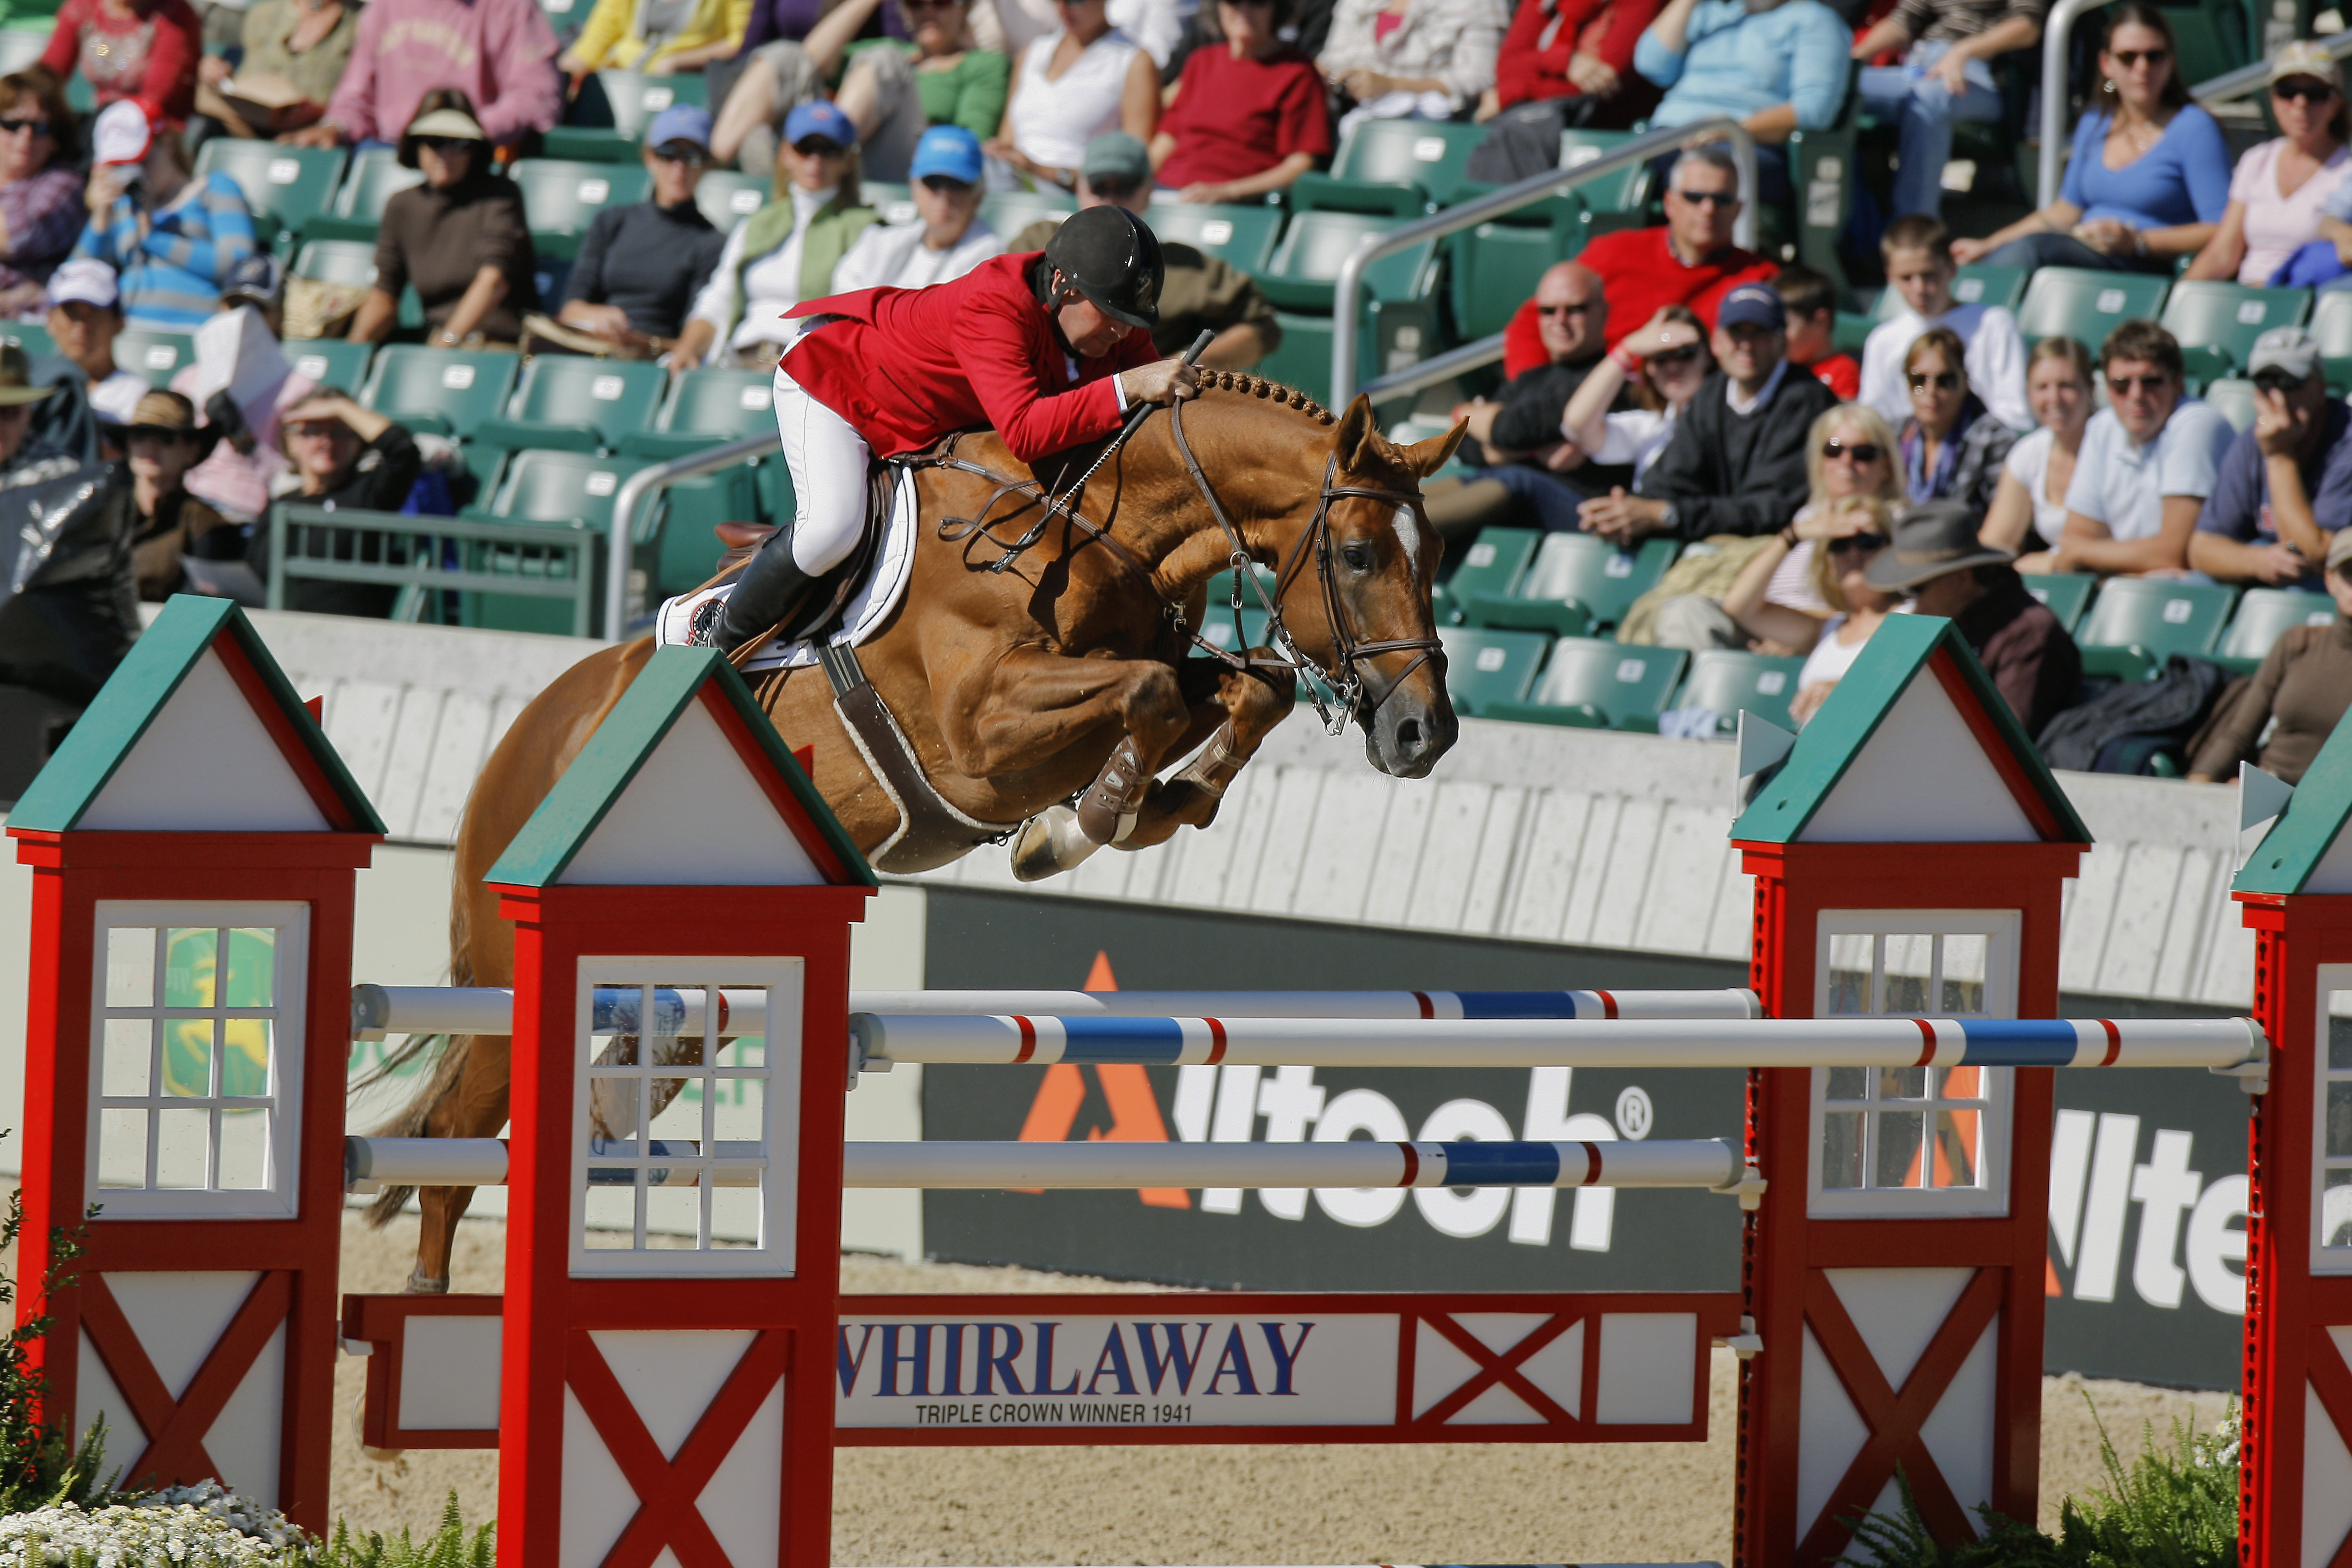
[403,1269,450,1296]
[1009,805,1097,882]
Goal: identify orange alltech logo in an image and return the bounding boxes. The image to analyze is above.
[1012,952,1187,1209]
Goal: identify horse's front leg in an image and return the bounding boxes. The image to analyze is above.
[1117,657,1297,850]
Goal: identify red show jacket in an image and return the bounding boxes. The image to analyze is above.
[783,252,1160,464]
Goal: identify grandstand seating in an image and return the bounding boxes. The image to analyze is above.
[980,190,1076,238]
[1460,534,1675,636]
[1291,120,1487,217]
[2016,268,2170,348]
[114,332,191,381]
[360,347,520,436]
[698,172,772,231]
[2217,588,2334,672]
[1437,625,1549,714]
[1145,202,1284,275]
[463,450,657,634]
[302,148,423,243]
[511,160,652,258]
[283,339,374,390]
[1673,649,1805,732]
[1,321,52,360]
[621,369,780,460]
[2073,579,2237,680]
[2204,377,2257,434]
[2158,281,2311,382]
[1256,211,1441,403]
[2021,573,2094,634]
[195,141,346,254]
[1556,131,1647,213]
[1482,637,1686,730]
[545,70,709,161]
[475,356,669,455]
[1446,195,1583,344]
[1439,527,1538,624]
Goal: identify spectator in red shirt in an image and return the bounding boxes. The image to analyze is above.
[40,0,200,123]
[1500,143,1772,375]
[1776,264,1859,399]
[1482,0,1661,127]
[1149,0,1331,202]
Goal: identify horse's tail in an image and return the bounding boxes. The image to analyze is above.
[358,862,491,1228]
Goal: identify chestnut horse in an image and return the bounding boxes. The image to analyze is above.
[369,375,1466,1290]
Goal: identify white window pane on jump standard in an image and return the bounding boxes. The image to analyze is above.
[1808,912,2020,1219]
[2310,976,2352,1272]
[86,904,306,1219]
[569,959,802,1278]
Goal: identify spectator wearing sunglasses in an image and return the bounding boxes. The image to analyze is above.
[1007,133,1277,367]
[1952,4,2228,275]
[1148,0,1328,205]
[677,100,879,368]
[348,93,537,349]
[2188,526,2352,785]
[98,389,233,600]
[1868,497,2082,735]
[2188,326,2352,592]
[833,125,1002,290]
[1859,216,2028,433]
[1580,281,1838,544]
[2046,319,2233,578]
[1722,493,1902,722]
[2185,44,2348,288]
[558,107,730,355]
[0,74,83,318]
[1657,402,1898,651]
[1898,326,2012,514]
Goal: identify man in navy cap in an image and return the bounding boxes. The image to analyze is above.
[1580,279,1838,543]
[833,126,1003,293]
[556,104,730,355]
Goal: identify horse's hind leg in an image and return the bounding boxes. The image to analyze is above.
[409,1033,513,1294]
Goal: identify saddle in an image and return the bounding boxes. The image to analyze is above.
[705,460,894,653]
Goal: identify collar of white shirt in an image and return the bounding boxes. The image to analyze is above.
[1725,356,1790,417]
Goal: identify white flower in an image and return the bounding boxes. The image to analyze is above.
[0,1489,313,1568]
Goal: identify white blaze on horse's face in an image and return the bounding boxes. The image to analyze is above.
[1390,504,1421,579]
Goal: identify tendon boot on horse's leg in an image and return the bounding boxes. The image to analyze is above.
[712,527,819,655]
[1076,735,1150,845]
[1170,720,1248,803]
[1009,803,1099,881]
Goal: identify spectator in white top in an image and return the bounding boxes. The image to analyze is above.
[988,0,1159,191]
[1859,214,2029,431]
[833,126,1004,291]
[1987,335,2094,562]
[45,257,145,427]
[2047,319,2236,577]
[1317,0,1508,122]
[2187,41,2349,287]
[1557,303,1713,485]
[1726,492,1900,723]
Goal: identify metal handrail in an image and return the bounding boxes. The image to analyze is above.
[1360,331,1508,406]
[2038,0,2106,206]
[1330,118,1758,403]
[605,433,773,638]
[2191,30,2352,103]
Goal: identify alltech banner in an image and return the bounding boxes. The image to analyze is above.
[915,887,2255,1393]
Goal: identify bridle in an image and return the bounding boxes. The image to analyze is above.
[915,397,1445,736]
[1165,399,1444,735]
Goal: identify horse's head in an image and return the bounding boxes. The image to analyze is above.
[1282,395,1466,780]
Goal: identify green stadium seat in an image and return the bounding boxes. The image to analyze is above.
[544,71,711,161]
[2020,572,2094,633]
[1291,120,1485,217]
[292,238,377,291]
[2217,587,2335,672]
[2073,578,2237,679]
[1672,649,1804,732]
[1461,533,1674,635]
[619,368,779,458]
[2015,268,2171,348]
[979,189,1075,237]
[282,338,373,391]
[114,331,192,381]
[1438,527,1538,624]
[196,141,346,250]
[359,346,520,436]
[1436,625,1549,715]
[2158,281,2311,382]
[1445,195,1581,344]
[1,320,53,359]
[1557,130,1646,213]
[460,450,655,633]
[2318,289,2352,392]
[475,356,669,454]
[697,171,772,232]
[651,466,761,600]
[303,147,423,242]
[1482,637,1687,729]
[2159,0,2251,95]
[2203,377,2257,434]
[1142,202,1282,274]
[1870,266,2031,323]
[511,159,652,257]
[1255,211,1441,403]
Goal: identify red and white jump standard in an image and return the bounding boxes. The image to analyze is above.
[6,597,383,1531]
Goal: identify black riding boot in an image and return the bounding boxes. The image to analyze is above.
[713,528,818,656]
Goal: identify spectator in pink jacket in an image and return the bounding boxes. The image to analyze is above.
[283,0,561,149]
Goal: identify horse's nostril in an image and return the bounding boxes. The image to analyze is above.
[1395,717,1423,751]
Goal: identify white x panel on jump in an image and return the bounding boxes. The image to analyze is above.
[2305,1328,2352,1568]
[1796,1269,1997,1541]
[77,1271,286,1504]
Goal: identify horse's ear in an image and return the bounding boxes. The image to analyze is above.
[1401,418,1469,479]
[1333,395,1383,469]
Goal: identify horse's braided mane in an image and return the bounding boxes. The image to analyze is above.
[1196,368,1336,425]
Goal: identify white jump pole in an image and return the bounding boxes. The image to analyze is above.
[346,984,1763,1039]
[850,1014,2267,1072]
[344,1136,1756,1194]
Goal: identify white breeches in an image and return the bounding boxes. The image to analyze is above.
[772,348,871,575]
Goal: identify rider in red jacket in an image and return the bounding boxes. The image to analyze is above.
[710,205,1201,655]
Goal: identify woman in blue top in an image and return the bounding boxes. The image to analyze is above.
[1953,3,2230,274]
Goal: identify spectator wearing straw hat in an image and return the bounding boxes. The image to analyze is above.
[349,91,538,349]
[70,101,256,333]
[1865,497,2081,734]
[558,105,731,353]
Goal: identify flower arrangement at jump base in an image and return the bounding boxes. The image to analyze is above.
[0,1483,303,1568]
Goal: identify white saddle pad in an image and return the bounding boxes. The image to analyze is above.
[653,467,920,673]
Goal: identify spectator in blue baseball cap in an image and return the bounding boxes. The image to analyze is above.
[833,124,1002,292]
[555,104,730,355]
[672,98,880,367]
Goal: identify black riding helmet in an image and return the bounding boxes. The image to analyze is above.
[1041,205,1164,331]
